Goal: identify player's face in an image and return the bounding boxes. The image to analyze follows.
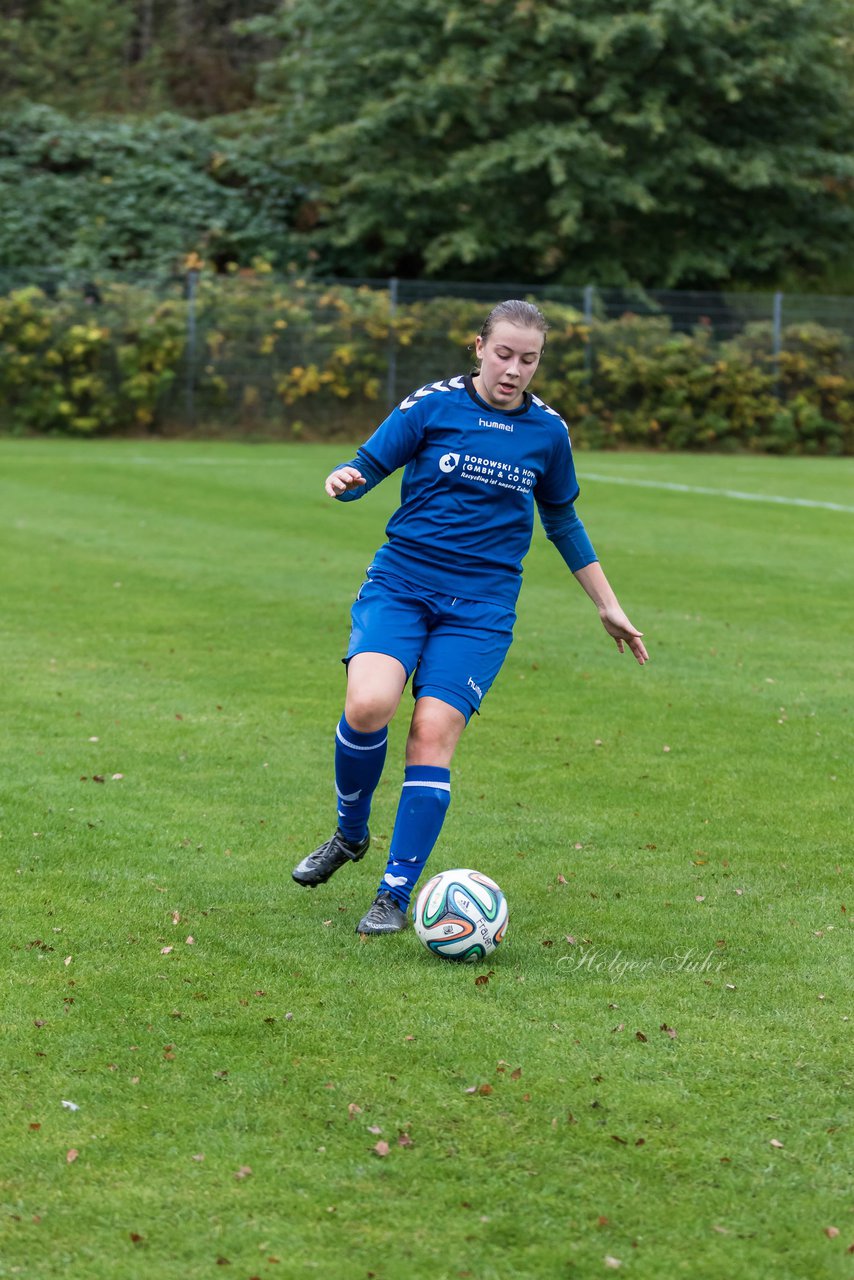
[474,321,544,411]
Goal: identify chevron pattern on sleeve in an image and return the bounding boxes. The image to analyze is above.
[398,375,466,412]
[529,393,569,433]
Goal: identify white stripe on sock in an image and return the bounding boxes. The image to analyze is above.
[336,726,387,752]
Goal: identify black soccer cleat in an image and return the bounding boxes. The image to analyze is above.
[292,829,370,887]
[356,891,409,935]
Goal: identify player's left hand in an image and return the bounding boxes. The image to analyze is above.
[599,606,649,665]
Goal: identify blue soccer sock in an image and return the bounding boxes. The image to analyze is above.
[334,715,388,844]
[379,765,452,908]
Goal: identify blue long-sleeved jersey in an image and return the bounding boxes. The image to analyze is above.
[337,374,597,606]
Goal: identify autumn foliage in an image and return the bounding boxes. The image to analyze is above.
[1,273,853,454]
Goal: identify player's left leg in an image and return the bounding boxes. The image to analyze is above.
[356,594,515,934]
[355,696,465,934]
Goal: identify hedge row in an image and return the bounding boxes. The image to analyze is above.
[1,274,852,454]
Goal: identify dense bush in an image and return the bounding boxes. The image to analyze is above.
[0,282,185,434]
[0,104,302,274]
[1,272,852,454]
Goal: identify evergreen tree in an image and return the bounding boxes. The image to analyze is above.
[249,0,854,287]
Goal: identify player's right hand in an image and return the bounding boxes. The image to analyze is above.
[325,466,366,497]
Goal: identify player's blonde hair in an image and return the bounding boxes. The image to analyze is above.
[479,299,549,347]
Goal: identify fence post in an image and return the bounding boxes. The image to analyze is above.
[386,276,399,410]
[583,284,594,380]
[186,268,199,427]
[772,291,783,400]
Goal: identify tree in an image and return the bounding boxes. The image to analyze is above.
[0,0,136,113]
[248,0,854,287]
[0,104,302,273]
[0,0,280,117]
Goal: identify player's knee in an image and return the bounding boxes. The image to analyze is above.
[406,716,459,767]
[344,691,394,734]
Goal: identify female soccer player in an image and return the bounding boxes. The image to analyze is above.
[292,300,648,933]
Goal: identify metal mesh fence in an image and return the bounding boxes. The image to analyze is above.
[1,269,853,440]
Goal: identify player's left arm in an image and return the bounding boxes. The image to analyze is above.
[535,425,647,665]
[572,561,649,665]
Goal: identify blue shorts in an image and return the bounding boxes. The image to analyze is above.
[346,568,516,721]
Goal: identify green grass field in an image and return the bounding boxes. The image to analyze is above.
[1,440,852,1280]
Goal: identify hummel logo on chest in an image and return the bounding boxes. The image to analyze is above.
[478,416,514,433]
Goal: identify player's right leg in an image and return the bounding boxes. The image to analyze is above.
[293,569,429,889]
[292,653,407,887]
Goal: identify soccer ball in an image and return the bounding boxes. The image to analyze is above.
[413,868,508,962]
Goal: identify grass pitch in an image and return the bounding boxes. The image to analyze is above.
[1,441,852,1280]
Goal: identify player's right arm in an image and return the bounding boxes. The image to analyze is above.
[324,398,426,501]
[325,465,366,497]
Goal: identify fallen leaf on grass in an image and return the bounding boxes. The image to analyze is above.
[129,1233,144,1245]
[660,1023,677,1039]
[160,946,173,955]
[397,1132,413,1148]
[604,1257,622,1269]
[66,1149,79,1164]
[347,1103,363,1120]
[61,1100,79,1111]
[635,1031,648,1043]
[372,1141,390,1158]
[234,1165,252,1180]
[770,1139,784,1150]
[825,1227,840,1239]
